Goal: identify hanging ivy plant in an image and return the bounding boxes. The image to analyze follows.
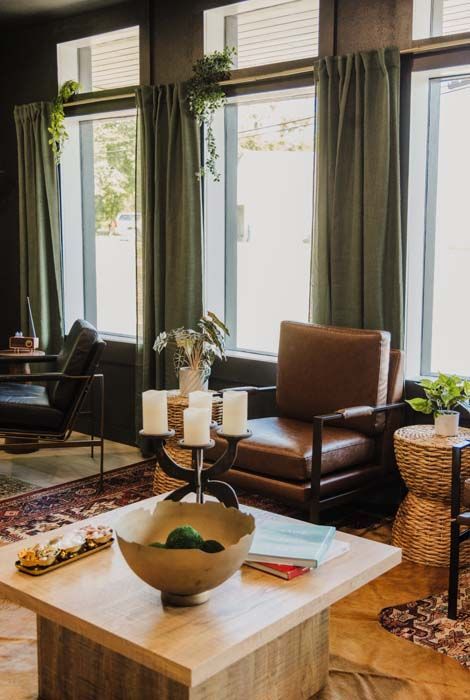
[187,47,236,182]
[48,80,81,164]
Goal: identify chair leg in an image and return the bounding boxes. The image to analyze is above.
[309,498,320,524]
[90,380,95,459]
[448,520,461,619]
[98,374,105,493]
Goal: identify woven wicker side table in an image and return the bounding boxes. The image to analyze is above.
[152,391,223,496]
[392,425,470,566]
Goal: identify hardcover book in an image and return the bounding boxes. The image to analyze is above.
[245,539,351,579]
[242,506,336,568]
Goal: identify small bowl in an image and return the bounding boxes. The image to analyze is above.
[116,501,255,606]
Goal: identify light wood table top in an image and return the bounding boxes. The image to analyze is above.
[0,495,401,689]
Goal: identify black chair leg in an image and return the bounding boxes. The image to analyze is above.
[448,520,460,619]
[90,380,95,459]
[309,499,320,524]
[97,374,105,493]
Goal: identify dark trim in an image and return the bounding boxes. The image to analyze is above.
[319,0,337,57]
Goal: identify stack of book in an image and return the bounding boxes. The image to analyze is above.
[242,506,350,580]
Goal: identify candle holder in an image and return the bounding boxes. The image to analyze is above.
[140,426,252,508]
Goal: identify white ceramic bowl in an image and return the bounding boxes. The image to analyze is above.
[115,500,255,606]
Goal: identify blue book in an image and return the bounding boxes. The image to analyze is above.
[242,506,336,568]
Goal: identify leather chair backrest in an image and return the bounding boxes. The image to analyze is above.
[387,349,405,403]
[276,321,391,435]
[49,320,102,413]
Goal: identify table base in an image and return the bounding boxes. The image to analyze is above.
[392,492,470,566]
[37,611,329,700]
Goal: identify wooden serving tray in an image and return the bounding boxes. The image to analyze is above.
[15,539,114,576]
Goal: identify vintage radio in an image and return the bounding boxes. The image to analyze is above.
[9,334,39,352]
[9,297,39,353]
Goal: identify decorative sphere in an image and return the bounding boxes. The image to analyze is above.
[165,525,204,549]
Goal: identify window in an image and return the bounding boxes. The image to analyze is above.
[413,0,470,39]
[58,26,139,91]
[58,29,139,338]
[61,112,137,337]
[206,88,315,355]
[205,0,319,68]
[407,66,470,376]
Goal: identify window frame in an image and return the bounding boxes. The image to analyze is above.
[203,0,332,359]
[406,64,470,378]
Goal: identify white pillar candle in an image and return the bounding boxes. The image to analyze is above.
[188,391,213,411]
[142,390,168,434]
[183,407,211,446]
[222,391,248,435]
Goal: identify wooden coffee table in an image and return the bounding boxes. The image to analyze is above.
[0,496,400,700]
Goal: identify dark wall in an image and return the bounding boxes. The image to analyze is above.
[0,0,426,445]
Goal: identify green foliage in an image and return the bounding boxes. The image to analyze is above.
[48,80,81,163]
[200,539,225,553]
[165,526,204,550]
[154,311,229,380]
[93,118,136,231]
[407,373,470,417]
[187,47,236,181]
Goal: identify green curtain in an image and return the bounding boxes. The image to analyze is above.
[135,84,203,413]
[14,102,63,353]
[311,47,404,349]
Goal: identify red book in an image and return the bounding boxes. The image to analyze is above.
[245,561,311,580]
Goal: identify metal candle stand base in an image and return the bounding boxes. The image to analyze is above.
[139,426,251,508]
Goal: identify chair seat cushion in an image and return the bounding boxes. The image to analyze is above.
[212,416,375,482]
[0,383,64,431]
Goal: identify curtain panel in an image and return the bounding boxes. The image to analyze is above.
[311,47,404,349]
[14,102,63,353]
[135,84,203,420]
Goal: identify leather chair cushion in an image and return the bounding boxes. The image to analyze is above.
[226,463,384,504]
[212,416,375,482]
[50,319,99,412]
[0,383,64,430]
[276,322,390,435]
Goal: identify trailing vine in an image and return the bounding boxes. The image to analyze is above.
[187,47,236,182]
[48,80,81,164]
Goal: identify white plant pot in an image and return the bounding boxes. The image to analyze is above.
[179,368,208,397]
[434,411,460,437]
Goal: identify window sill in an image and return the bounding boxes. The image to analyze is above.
[226,349,277,364]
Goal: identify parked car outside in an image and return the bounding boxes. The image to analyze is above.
[109,212,141,239]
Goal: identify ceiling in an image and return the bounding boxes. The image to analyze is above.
[0,0,124,23]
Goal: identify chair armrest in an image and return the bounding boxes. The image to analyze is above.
[0,354,58,365]
[314,402,406,424]
[219,385,276,395]
[0,373,101,383]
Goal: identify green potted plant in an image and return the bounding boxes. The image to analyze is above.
[154,312,229,396]
[407,373,470,436]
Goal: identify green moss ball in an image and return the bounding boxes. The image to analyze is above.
[165,525,204,549]
[201,539,225,553]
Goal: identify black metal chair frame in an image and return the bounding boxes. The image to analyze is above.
[220,386,405,522]
[448,440,470,619]
[0,354,105,490]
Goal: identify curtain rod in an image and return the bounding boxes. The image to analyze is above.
[63,36,470,107]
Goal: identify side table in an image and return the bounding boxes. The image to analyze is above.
[392,425,470,566]
[152,390,223,495]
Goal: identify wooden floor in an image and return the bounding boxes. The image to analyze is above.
[0,433,141,493]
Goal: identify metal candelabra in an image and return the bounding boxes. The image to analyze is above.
[140,425,251,508]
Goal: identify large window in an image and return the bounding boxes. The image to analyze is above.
[58,29,139,338]
[414,0,470,39]
[61,112,137,337]
[206,88,315,355]
[407,66,470,376]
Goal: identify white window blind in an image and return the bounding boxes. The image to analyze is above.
[91,30,139,91]
[227,0,319,69]
[441,0,470,35]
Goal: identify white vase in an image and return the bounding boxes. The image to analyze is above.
[179,368,208,397]
[434,411,459,437]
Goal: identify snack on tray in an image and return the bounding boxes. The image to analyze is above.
[51,532,86,555]
[80,524,113,545]
[18,543,60,568]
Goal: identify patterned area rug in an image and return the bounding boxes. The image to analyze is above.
[380,570,470,670]
[0,460,156,544]
[0,475,37,500]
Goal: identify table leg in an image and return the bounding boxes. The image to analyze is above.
[37,611,329,700]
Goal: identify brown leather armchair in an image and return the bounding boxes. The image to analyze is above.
[212,322,405,522]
